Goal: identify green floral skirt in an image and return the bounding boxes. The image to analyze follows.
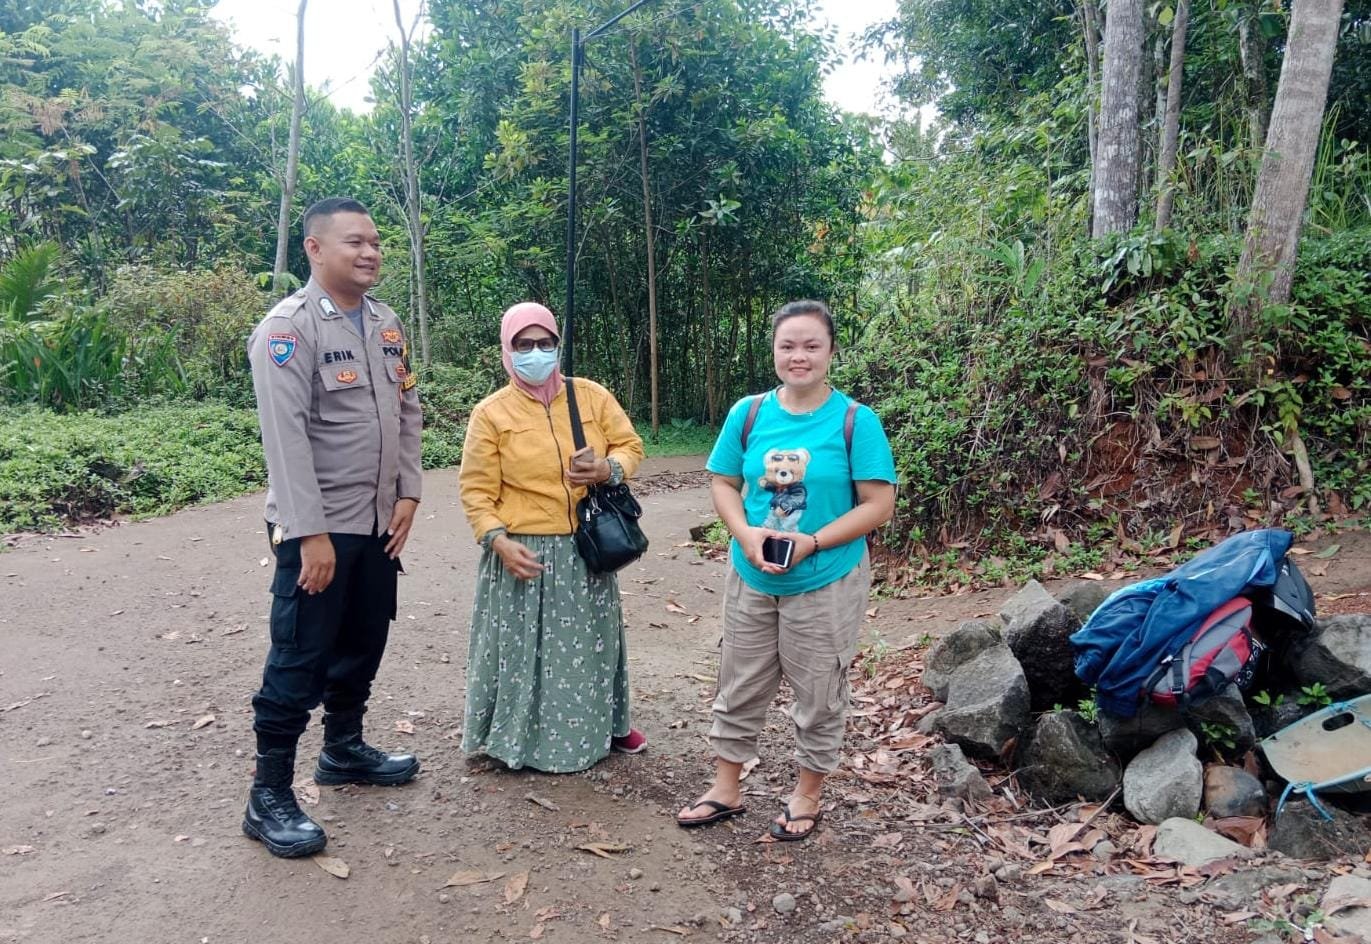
[462,533,631,772]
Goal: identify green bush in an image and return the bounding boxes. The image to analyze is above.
[100,263,268,407]
[840,221,1371,562]
[0,403,265,532]
[641,417,721,457]
[416,359,504,468]
[1,245,194,412]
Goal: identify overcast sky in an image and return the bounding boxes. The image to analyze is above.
[209,0,901,117]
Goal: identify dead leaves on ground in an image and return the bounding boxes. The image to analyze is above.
[443,869,506,888]
[843,642,1277,908]
[312,854,350,879]
[528,907,564,939]
[664,598,703,623]
[2,692,50,713]
[503,870,529,904]
[576,841,631,859]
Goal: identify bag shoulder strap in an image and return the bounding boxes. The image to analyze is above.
[565,376,588,451]
[739,393,765,452]
[740,392,856,451]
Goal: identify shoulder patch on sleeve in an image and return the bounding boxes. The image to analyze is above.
[267,333,297,366]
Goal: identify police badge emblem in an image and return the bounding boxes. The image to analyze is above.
[337,369,358,384]
[267,333,297,367]
[381,329,402,344]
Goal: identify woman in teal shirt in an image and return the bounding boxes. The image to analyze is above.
[677,300,896,841]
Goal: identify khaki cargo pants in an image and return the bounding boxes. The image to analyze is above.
[709,552,871,774]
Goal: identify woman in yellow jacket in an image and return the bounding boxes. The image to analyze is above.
[459,302,647,772]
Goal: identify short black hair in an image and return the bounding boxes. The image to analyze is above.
[772,299,836,347]
[303,197,371,237]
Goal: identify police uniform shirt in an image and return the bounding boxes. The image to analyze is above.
[247,278,423,540]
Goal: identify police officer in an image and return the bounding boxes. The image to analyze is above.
[242,197,423,858]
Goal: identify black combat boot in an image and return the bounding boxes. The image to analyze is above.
[314,712,420,786]
[242,747,327,858]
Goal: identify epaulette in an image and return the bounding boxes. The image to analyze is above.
[267,292,310,321]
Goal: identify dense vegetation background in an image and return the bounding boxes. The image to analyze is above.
[2,0,1367,583]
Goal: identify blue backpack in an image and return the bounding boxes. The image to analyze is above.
[1070,529,1313,718]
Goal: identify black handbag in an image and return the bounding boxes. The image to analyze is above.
[565,377,649,574]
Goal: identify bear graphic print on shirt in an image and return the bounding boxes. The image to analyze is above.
[758,447,810,530]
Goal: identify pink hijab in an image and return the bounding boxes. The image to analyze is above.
[500,301,565,407]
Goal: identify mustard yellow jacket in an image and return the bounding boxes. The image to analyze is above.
[459,379,646,541]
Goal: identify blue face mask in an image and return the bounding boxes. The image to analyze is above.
[511,347,559,384]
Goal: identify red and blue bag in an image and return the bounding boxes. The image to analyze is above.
[1144,596,1265,709]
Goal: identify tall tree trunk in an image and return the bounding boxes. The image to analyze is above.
[702,231,718,425]
[629,45,659,438]
[1237,6,1271,151]
[272,0,307,294]
[1151,26,1167,178]
[1154,0,1190,230]
[1092,0,1145,237]
[1080,0,1103,222]
[392,0,431,367]
[1233,0,1345,344]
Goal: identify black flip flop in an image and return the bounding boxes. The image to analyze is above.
[768,806,823,842]
[676,799,747,828]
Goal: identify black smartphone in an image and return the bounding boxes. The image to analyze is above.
[761,536,795,568]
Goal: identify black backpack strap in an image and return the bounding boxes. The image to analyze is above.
[739,393,765,452]
[743,392,858,475]
[565,376,588,452]
[844,399,860,504]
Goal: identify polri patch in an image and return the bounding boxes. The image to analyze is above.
[381,328,403,344]
[268,333,297,367]
[337,369,358,384]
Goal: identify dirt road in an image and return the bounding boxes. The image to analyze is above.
[3,461,1368,944]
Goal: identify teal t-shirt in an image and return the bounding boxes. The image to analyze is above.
[706,388,897,596]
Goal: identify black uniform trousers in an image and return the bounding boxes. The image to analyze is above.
[252,529,400,750]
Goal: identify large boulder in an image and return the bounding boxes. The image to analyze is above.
[1268,800,1371,861]
[922,619,1002,702]
[1099,702,1188,761]
[929,742,992,801]
[1322,875,1371,943]
[1122,728,1203,825]
[1251,694,1318,740]
[1017,711,1121,803]
[1187,684,1257,753]
[933,645,1031,760]
[1203,765,1268,819]
[1206,865,1307,910]
[1153,817,1247,866]
[1000,580,1082,711]
[1057,580,1113,627]
[1291,615,1371,699]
